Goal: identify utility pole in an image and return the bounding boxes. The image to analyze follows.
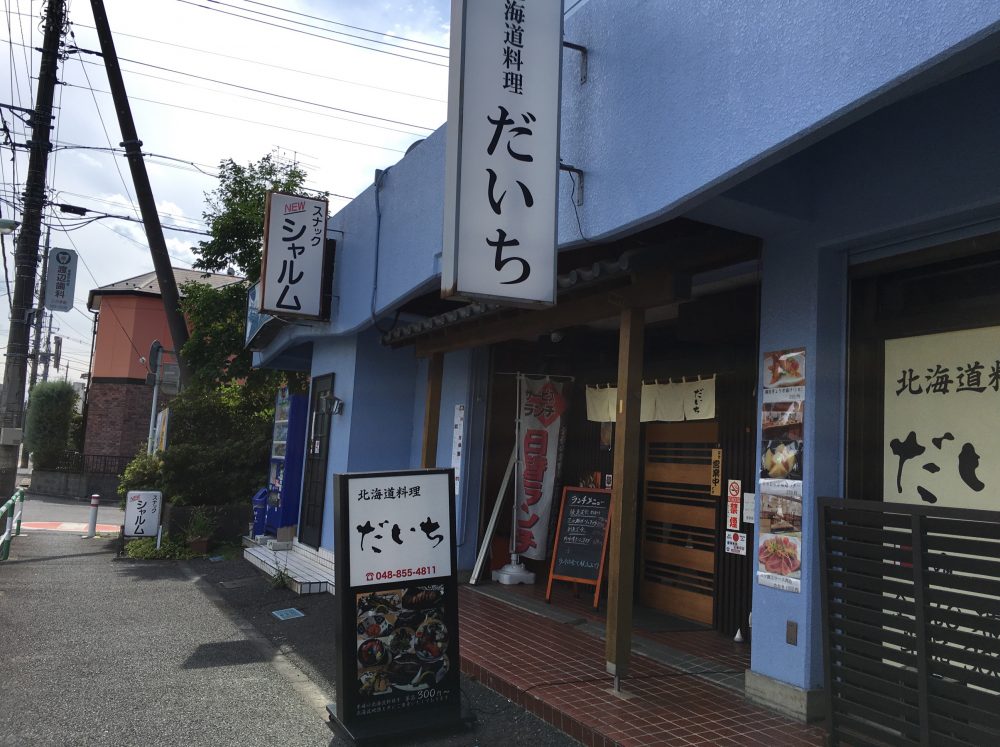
[0,0,65,497]
[20,229,50,468]
[90,0,190,387]
[41,313,54,383]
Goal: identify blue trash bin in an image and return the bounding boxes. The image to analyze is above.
[251,487,268,537]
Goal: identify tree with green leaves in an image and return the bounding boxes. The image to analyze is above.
[194,153,307,281]
[23,381,78,469]
[118,154,310,506]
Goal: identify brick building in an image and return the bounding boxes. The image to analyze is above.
[84,268,242,465]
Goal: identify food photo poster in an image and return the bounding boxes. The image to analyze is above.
[758,348,805,593]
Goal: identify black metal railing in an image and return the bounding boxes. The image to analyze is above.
[820,498,1000,746]
[51,452,133,475]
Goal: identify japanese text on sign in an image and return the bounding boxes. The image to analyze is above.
[348,472,452,587]
[261,192,329,318]
[442,0,563,304]
[125,490,162,537]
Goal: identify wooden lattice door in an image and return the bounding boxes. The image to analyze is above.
[640,421,720,625]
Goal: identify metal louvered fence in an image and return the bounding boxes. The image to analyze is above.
[820,498,1000,746]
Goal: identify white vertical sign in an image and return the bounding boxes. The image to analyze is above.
[260,192,329,319]
[442,0,563,305]
[45,248,77,313]
[451,404,465,496]
[125,491,162,537]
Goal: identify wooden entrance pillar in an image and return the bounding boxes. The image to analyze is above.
[605,306,644,678]
[420,352,444,468]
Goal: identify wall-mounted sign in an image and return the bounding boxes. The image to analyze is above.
[332,469,461,742]
[884,326,1000,511]
[710,449,722,496]
[124,491,162,538]
[260,192,331,320]
[45,248,77,313]
[743,492,755,524]
[726,481,741,532]
[442,0,563,305]
[725,531,746,556]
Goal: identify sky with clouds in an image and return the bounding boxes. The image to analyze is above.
[0,0,451,381]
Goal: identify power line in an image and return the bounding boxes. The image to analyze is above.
[57,78,410,154]
[196,0,448,59]
[63,46,439,132]
[66,26,143,221]
[67,55,432,138]
[226,0,447,51]
[175,0,448,67]
[67,21,446,103]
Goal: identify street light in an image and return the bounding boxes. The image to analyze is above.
[0,219,18,234]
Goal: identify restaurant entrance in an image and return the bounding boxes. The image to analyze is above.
[474,282,758,638]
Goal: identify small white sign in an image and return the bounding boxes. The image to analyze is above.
[725,531,747,556]
[442,0,563,305]
[125,491,162,537]
[727,479,741,499]
[726,497,741,532]
[260,192,329,319]
[45,248,77,313]
[743,492,755,524]
[347,472,452,588]
[451,404,465,496]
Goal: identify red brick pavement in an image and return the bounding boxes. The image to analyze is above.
[458,587,826,747]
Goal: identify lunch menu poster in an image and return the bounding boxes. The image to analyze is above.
[758,348,805,593]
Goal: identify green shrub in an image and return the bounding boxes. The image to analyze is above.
[23,381,78,469]
[117,451,164,498]
[124,536,193,560]
[184,506,217,541]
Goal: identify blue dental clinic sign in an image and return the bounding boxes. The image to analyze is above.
[331,469,462,742]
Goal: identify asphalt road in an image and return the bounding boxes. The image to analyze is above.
[0,532,333,747]
[19,493,125,526]
[0,528,578,746]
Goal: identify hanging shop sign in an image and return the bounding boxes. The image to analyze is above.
[124,490,162,538]
[332,469,461,742]
[884,326,1000,511]
[546,487,612,608]
[45,248,77,313]
[441,0,563,305]
[758,348,806,593]
[514,376,567,560]
[260,192,331,320]
[710,448,723,496]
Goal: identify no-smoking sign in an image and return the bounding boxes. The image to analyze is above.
[727,479,741,498]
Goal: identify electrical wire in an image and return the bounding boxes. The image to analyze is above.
[57,79,410,154]
[226,0,448,51]
[196,0,448,58]
[175,0,448,67]
[62,47,439,132]
[67,55,432,138]
[52,213,150,371]
[67,21,446,103]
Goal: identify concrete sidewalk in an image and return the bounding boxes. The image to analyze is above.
[0,531,334,747]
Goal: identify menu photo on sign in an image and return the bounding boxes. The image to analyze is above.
[757,488,802,593]
[124,491,162,538]
[332,469,461,742]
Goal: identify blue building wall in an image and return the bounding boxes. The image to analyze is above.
[691,57,1000,692]
[258,1,1000,364]
[263,2,1000,699]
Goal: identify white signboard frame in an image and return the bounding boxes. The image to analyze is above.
[260,192,330,319]
[45,248,77,313]
[442,0,563,306]
[125,490,162,538]
[343,471,453,588]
